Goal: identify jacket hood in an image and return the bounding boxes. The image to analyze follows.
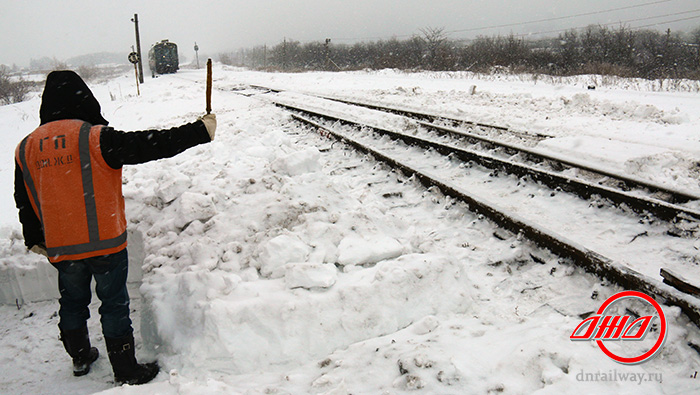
[39,70,108,126]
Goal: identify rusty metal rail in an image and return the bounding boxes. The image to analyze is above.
[275,101,700,223]
[322,95,551,140]
[280,106,700,327]
[247,84,700,207]
[317,94,700,206]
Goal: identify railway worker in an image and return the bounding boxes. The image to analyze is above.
[13,70,216,385]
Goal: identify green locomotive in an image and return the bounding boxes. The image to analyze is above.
[148,39,179,76]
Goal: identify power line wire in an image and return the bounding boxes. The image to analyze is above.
[631,13,700,30]
[508,9,700,38]
[333,1,694,44]
[445,0,674,35]
[334,32,414,42]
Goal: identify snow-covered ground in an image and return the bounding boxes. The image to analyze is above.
[1,66,700,394]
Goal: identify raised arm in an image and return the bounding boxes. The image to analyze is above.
[99,116,215,169]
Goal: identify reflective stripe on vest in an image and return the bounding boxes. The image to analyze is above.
[18,136,44,223]
[79,122,100,243]
[16,120,127,262]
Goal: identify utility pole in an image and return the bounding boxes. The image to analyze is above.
[323,38,340,71]
[131,13,144,83]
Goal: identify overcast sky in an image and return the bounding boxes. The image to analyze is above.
[1,0,699,67]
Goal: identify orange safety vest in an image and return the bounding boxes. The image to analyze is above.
[15,119,127,262]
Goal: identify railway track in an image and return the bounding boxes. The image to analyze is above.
[319,94,554,143]
[245,85,700,213]
[269,98,700,224]
[241,89,700,327]
[218,82,700,325]
[322,96,700,206]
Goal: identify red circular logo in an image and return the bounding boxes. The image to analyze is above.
[594,291,667,364]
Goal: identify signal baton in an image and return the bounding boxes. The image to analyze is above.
[206,58,212,114]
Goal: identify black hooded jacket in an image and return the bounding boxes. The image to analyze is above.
[14,70,211,248]
[39,70,110,126]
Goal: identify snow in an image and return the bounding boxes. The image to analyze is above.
[337,235,403,267]
[1,65,700,393]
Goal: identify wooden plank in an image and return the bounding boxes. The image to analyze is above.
[661,268,700,297]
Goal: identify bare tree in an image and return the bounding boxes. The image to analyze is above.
[219,23,700,79]
[420,27,450,70]
[0,67,30,105]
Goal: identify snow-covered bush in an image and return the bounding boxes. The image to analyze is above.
[0,67,29,105]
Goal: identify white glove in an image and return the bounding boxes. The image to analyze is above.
[30,244,48,258]
[200,113,216,140]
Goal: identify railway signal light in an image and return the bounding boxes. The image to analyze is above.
[128,50,140,96]
[194,42,200,69]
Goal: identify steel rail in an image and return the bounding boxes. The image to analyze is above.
[274,101,700,222]
[322,95,551,139]
[285,109,700,327]
[247,84,700,205]
[317,95,700,205]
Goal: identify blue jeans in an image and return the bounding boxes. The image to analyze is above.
[52,249,133,338]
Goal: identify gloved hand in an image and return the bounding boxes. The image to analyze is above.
[30,244,48,258]
[199,113,216,140]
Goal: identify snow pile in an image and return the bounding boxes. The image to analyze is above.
[337,234,403,266]
[257,234,313,278]
[565,93,681,124]
[624,151,700,194]
[271,146,321,176]
[120,95,472,375]
[0,228,144,305]
[283,261,337,289]
[142,253,469,375]
[0,230,59,304]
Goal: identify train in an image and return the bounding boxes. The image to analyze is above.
[148,39,179,76]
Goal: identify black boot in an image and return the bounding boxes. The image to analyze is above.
[105,333,159,385]
[60,326,99,376]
